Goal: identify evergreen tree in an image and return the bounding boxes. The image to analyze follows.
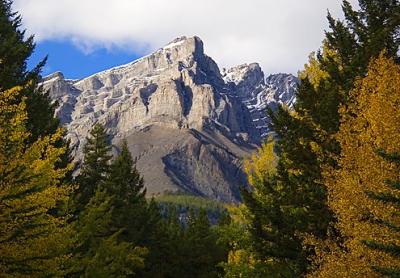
[0,86,72,277]
[183,209,229,277]
[162,205,187,276]
[71,135,149,276]
[106,143,186,277]
[239,0,400,275]
[104,140,147,243]
[241,138,308,276]
[0,0,38,89]
[75,123,112,209]
[139,203,230,278]
[105,140,162,247]
[139,201,178,278]
[0,0,59,142]
[70,186,147,277]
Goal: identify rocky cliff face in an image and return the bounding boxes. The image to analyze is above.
[43,36,296,202]
[222,64,298,137]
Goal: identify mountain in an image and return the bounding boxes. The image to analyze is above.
[42,36,297,203]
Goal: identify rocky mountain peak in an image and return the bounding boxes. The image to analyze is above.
[162,36,203,57]
[222,65,298,138]
[222,63,264,86]
[223,63,265,100]
[161,36,223,86]
[43,71,65,81]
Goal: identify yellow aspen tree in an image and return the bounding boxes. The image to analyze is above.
[314,54,400,277]
[298,41,339,90]
[244,136,277,187]
[0,86,72,277]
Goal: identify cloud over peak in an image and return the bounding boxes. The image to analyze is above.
[14,0,358,74]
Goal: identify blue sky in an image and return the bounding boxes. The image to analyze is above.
[18,0,359,79]
[28,40,141,79]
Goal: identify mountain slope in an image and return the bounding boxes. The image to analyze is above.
[43,36,296,202]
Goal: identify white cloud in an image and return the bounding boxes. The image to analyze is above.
[14,0,359,75]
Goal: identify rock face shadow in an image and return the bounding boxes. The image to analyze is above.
[175,80,193,118]
[139,83,158,109]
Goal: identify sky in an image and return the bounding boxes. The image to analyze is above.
[14,0,359,79]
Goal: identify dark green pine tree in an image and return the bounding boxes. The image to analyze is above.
[139,201,178,278]
[0,0,59,142]
[104,140,150,244]
[0,0,37,89]
[183,209,229,278]
[161,205,187,277]
[241,166,311,276]
[106,141,180,277]
[71,133,148,276]
[325,0,400,81]
[75,123,112,210]
[70,186,147,277]
[241,0,400,275]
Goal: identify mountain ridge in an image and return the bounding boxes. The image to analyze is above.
[43,36,297,202]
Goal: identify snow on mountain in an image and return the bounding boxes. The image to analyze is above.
[222,64,298,137]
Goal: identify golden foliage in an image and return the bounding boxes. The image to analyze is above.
[298,42,339,89]
[0,87,72,277]
[244,137,277,188]
[221,205,259,277]
[312,54,400,277]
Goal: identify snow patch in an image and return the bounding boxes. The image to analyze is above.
[163,40,185,50]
